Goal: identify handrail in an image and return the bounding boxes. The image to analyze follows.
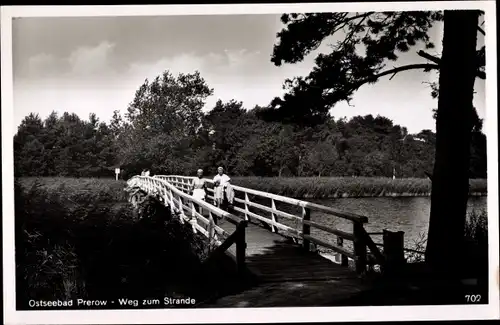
[131,176,240,224]
[155,175,369,223]
[154,174,384,274]
[126,176,248,272]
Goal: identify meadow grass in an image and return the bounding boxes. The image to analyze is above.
[18,176,128,202]
[230,176,487,198]
[15,177,243,309]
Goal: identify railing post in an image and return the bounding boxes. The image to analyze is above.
[382,229,406,276]
[190,202,198,234]
[163,190,169,207]
[236,222,247,275]
[244,193,250,221]
[178,196,184,224]
[188,178,194,193]
[168,188,174,214]
[302,207,311,251]
[270,199,277,233]
[207,211,215,246]
[337,236,349,266]
[353,222,367,274]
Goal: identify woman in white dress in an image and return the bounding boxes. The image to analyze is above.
[191,169,207,201]
[213,166,235,211]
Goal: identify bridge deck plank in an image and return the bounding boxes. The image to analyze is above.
[202,217,367,308]
[216,218,358,283]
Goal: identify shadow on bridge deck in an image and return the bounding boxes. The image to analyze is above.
[201,218,369,307]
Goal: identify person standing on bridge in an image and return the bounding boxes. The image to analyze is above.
[191,169,207,201]
[213,166,234,211]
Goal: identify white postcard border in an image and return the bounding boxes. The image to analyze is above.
[2,2,498,324]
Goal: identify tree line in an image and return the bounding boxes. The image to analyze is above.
[14,71,486,180]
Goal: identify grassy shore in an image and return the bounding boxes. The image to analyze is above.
[403,208,488,263]
[15,177,243,309]
[230,176,487,198]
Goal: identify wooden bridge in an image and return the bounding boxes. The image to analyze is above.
[126,175,415,306]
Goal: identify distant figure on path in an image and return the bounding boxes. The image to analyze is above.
[141,169,146,176]
[213,166,234,211]
[191,169,207,202]
[144,169,150,177]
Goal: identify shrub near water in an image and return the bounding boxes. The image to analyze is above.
[15,177,226,309]
[463,209,489,279]
[231,177,487,198]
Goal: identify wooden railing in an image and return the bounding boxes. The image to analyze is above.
[154,175,385,274]
[127,176,248,274]
[369,231,426,264]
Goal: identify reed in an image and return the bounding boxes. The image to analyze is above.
[406,208,488,265]
[230,176,487,198]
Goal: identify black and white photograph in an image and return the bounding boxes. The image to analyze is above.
[2,1,499,324]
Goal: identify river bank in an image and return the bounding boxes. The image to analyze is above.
[19,176,488,199]
[231,176,487,199]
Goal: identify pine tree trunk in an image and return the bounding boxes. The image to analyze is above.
[425,10,479,276]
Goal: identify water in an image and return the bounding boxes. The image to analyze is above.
[307,196,488,250]
[232,191,487,254]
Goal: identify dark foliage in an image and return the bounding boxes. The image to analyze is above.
[266,11,485,127]
[15,179,245,309]
[14,105,486,179]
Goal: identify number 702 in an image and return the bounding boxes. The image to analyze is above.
[465,294,481,303]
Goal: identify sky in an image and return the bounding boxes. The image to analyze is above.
[12,13,486,135]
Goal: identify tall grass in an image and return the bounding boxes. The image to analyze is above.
[18,176,128,202]
[405,209,488,269]
[230,176,487,198]
[462,209,489,279]
[15,177,242,309]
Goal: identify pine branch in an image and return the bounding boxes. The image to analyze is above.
[335,14,371,51]
[353,63,439,90]
[417,50,486,79]
[417,50,440,64]
[331,12,375,34]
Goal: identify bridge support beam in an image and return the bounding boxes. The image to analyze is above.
[236,221,247,275]
[302,207,311,251]
[337,237,349,266]
[382,230,406,276]
[353,222,367,274]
